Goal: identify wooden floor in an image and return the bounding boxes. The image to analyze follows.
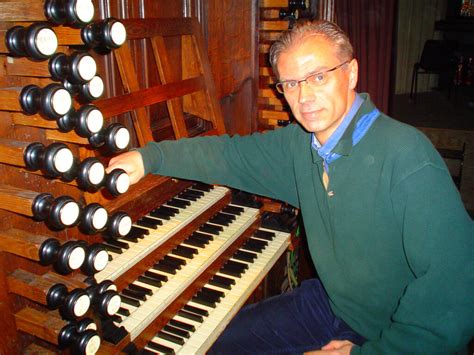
[390,90,474,216]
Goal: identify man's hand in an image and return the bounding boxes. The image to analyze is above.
[107,150,145,185]
[304,340,354,355]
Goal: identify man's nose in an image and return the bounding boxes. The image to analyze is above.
[298,80,316,103]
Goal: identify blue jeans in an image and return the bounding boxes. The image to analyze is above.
[208,279,366,354]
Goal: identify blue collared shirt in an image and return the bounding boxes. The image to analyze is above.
[311,93,379,172]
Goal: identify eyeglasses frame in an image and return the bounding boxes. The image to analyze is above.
[275,59,351,94]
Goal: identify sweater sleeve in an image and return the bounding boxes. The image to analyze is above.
[137,126,301,207]
[352,162,474,354]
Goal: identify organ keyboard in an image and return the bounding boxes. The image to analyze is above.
[0,8,297,354]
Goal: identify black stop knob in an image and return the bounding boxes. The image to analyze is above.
[81,17,127,51]
[104,168,130,197]
[47,284,90,320]
[81,242,109,275]
[105,211,132,239]
[5,23,58,60]
[57,105,104,137]
[39,239,86,274]
[58,325,101,354]
[24,142,74,177]
[74,157,106,191]
[88,123,130,154]
[49,51,97,84]
[79,203,108,235]
[32,193,81,229]
[64,75,105,103]
[44,0,95,27]
[20,83,72,120]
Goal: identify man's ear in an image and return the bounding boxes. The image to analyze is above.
[349,59,358,89]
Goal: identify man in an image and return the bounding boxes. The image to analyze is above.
[108,20,473,354]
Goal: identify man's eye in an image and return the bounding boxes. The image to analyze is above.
[313,73,325,82]
[284,81,298,89]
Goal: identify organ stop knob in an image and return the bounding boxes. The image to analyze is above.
[6,23,58,60]
[20,83,72,120]
[44,0,95,27]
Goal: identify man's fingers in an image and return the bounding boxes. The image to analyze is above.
[321,340,353,350]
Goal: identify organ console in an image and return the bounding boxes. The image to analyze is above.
[0,10,296,355]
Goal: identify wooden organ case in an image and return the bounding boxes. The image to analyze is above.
[0,1,296,354]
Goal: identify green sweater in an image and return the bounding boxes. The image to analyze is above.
[138,95,473,354]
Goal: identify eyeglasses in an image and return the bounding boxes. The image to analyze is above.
[275,60,350,94]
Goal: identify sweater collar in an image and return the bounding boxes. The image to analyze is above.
[310,93,377,163]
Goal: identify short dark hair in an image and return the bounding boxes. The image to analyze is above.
[269,20,353,77]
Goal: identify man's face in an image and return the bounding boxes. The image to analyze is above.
[277,35,358,143]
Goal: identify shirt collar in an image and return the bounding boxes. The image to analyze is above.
[312,93,364,157]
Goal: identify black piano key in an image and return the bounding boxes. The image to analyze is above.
[140,348,161,355]
[155,205,180,216]
[145,270,168,282]
[120,294,141,307]
[153,263,177,275]
[122,288,147,301]
[136,218,159,229]
[192,182,213,192]
[201,286,225,298]
[103,243,123,254]
[233,250,257,262]
[209,274,235,289]
[138,275,162,288]
[157,331,185,345]
[147,340,175,354]
[169,319,195,332]
[149,210,171,220]
[192,231,214,241]
[163,325,190,339]
[172,245,197,259]
[217,212,236,221]
[220,264,243,278]
[178,192,198,201]
[226,259,249,270]
[183,304,209,317]
[104,238,130,250]
[130,226,149,236]
[183,188,204,197]
[199,223,222,235]
[177,309,203,323]
[157,258,182,271]
[192,293,217,308]
[208,216,230,226]
[117,307,130,317]
[166,198,190,209]
[109,314,122,323]
[222,205,244,215]
[163,255,186,267]
[129,283,153,296]
[254,229,276,241]
[183,237,206,248]
[120,234,139,243]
